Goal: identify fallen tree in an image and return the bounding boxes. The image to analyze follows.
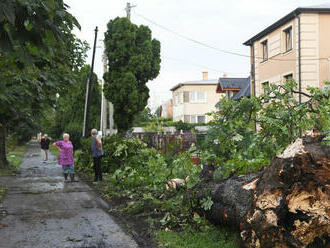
[189,134,330,248]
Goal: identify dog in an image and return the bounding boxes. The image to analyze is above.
[166,176,189,190]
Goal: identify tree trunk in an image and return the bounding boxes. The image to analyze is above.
[0,120,8,168]
[189,134,330,248]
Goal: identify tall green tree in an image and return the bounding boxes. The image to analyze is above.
[103,17,161,134]
[0,0,84,168]
[41,65,101,148]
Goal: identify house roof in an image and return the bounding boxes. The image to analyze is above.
[231,80,251,101]
[243,5,330,46]
[216,77,250,93]
[170,79,218,91]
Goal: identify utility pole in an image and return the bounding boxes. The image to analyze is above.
[125,2,136,19]
[83,26,98,138]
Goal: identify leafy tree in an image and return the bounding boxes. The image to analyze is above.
[205,81,330,178]
[41,65,101,148]
[132,107,154,127]
[259,80,314,145]
[103,17,161,134]
[0,0,83,168]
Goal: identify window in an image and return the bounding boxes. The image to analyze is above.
[284,27,292,52]
[262,81,269,93]
[190,115,206,124]
[189,91,206,103]
[174,92,184,105]
[226,90,239,99]
[197,115,206,123]
[184,115,190,123]
[197,91,206,102]
[175,95,179,105]
[261,40,268,61]
[284,74,293,82]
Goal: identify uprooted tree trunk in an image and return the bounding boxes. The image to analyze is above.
[188,134,330,248]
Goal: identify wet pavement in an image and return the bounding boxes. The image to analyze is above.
[0,141,138,248]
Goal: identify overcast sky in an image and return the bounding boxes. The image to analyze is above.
[66,0,329,107]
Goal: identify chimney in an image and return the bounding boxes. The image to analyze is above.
[202,72,208,80]
[222,73,227,78]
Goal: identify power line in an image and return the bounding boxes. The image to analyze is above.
[134,11,328,62]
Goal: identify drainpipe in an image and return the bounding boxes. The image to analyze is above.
[250,43,257,131]
[297,14,302,104]
[251,44,256,97]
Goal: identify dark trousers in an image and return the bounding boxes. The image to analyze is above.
[93,157,102,181]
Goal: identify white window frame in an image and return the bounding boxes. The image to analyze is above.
[190,115,206,124]
[179,92,183,104]
[174,92,183,105]
[197,115,206,124]
[190,115,197,123]
[175,95,179,105]
[283,73,293,81]
[261,81,270,93]
[283,26,293,52]
[261,39,268,62]
[189,91,206,103]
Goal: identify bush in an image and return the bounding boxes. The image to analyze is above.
[75,135,151,174]
[203,81,330,179]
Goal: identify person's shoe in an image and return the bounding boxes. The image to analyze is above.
[64,173,68,181]
[70,174,75,182]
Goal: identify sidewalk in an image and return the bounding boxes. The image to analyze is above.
[0,141,138,248]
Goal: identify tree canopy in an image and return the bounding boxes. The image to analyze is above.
[0,0,85,167]
[41,65,101,148]
[103,17,161,134]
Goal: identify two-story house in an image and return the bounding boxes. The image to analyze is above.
[171,72,222,123]
[244,4,330,102]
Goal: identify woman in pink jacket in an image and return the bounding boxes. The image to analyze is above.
[53,133,75,182]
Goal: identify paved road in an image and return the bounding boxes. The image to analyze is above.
[0,141,138,248]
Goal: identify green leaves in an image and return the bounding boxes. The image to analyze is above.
[0,0,88,166]
[201,196,214,211]
[205,80,330,179]
[24,20,33,31]
[103,17,161,133]
[0,0,80,59]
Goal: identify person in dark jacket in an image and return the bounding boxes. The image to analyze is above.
[40,134,50,162]
[91,129,103,182]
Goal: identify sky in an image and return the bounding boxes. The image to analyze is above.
[66,0,329,108]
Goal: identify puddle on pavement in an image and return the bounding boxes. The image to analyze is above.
[24,182,65,193]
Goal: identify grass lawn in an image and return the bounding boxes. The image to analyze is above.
[0,186,8,201]
[1,144,28,176]
[157,227,240,248]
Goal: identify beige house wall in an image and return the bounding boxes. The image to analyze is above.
[172,84,222,123]
[319,14,330,86]
[299,13,320,94]
[253,13,330,98]
[254,20,297,97]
